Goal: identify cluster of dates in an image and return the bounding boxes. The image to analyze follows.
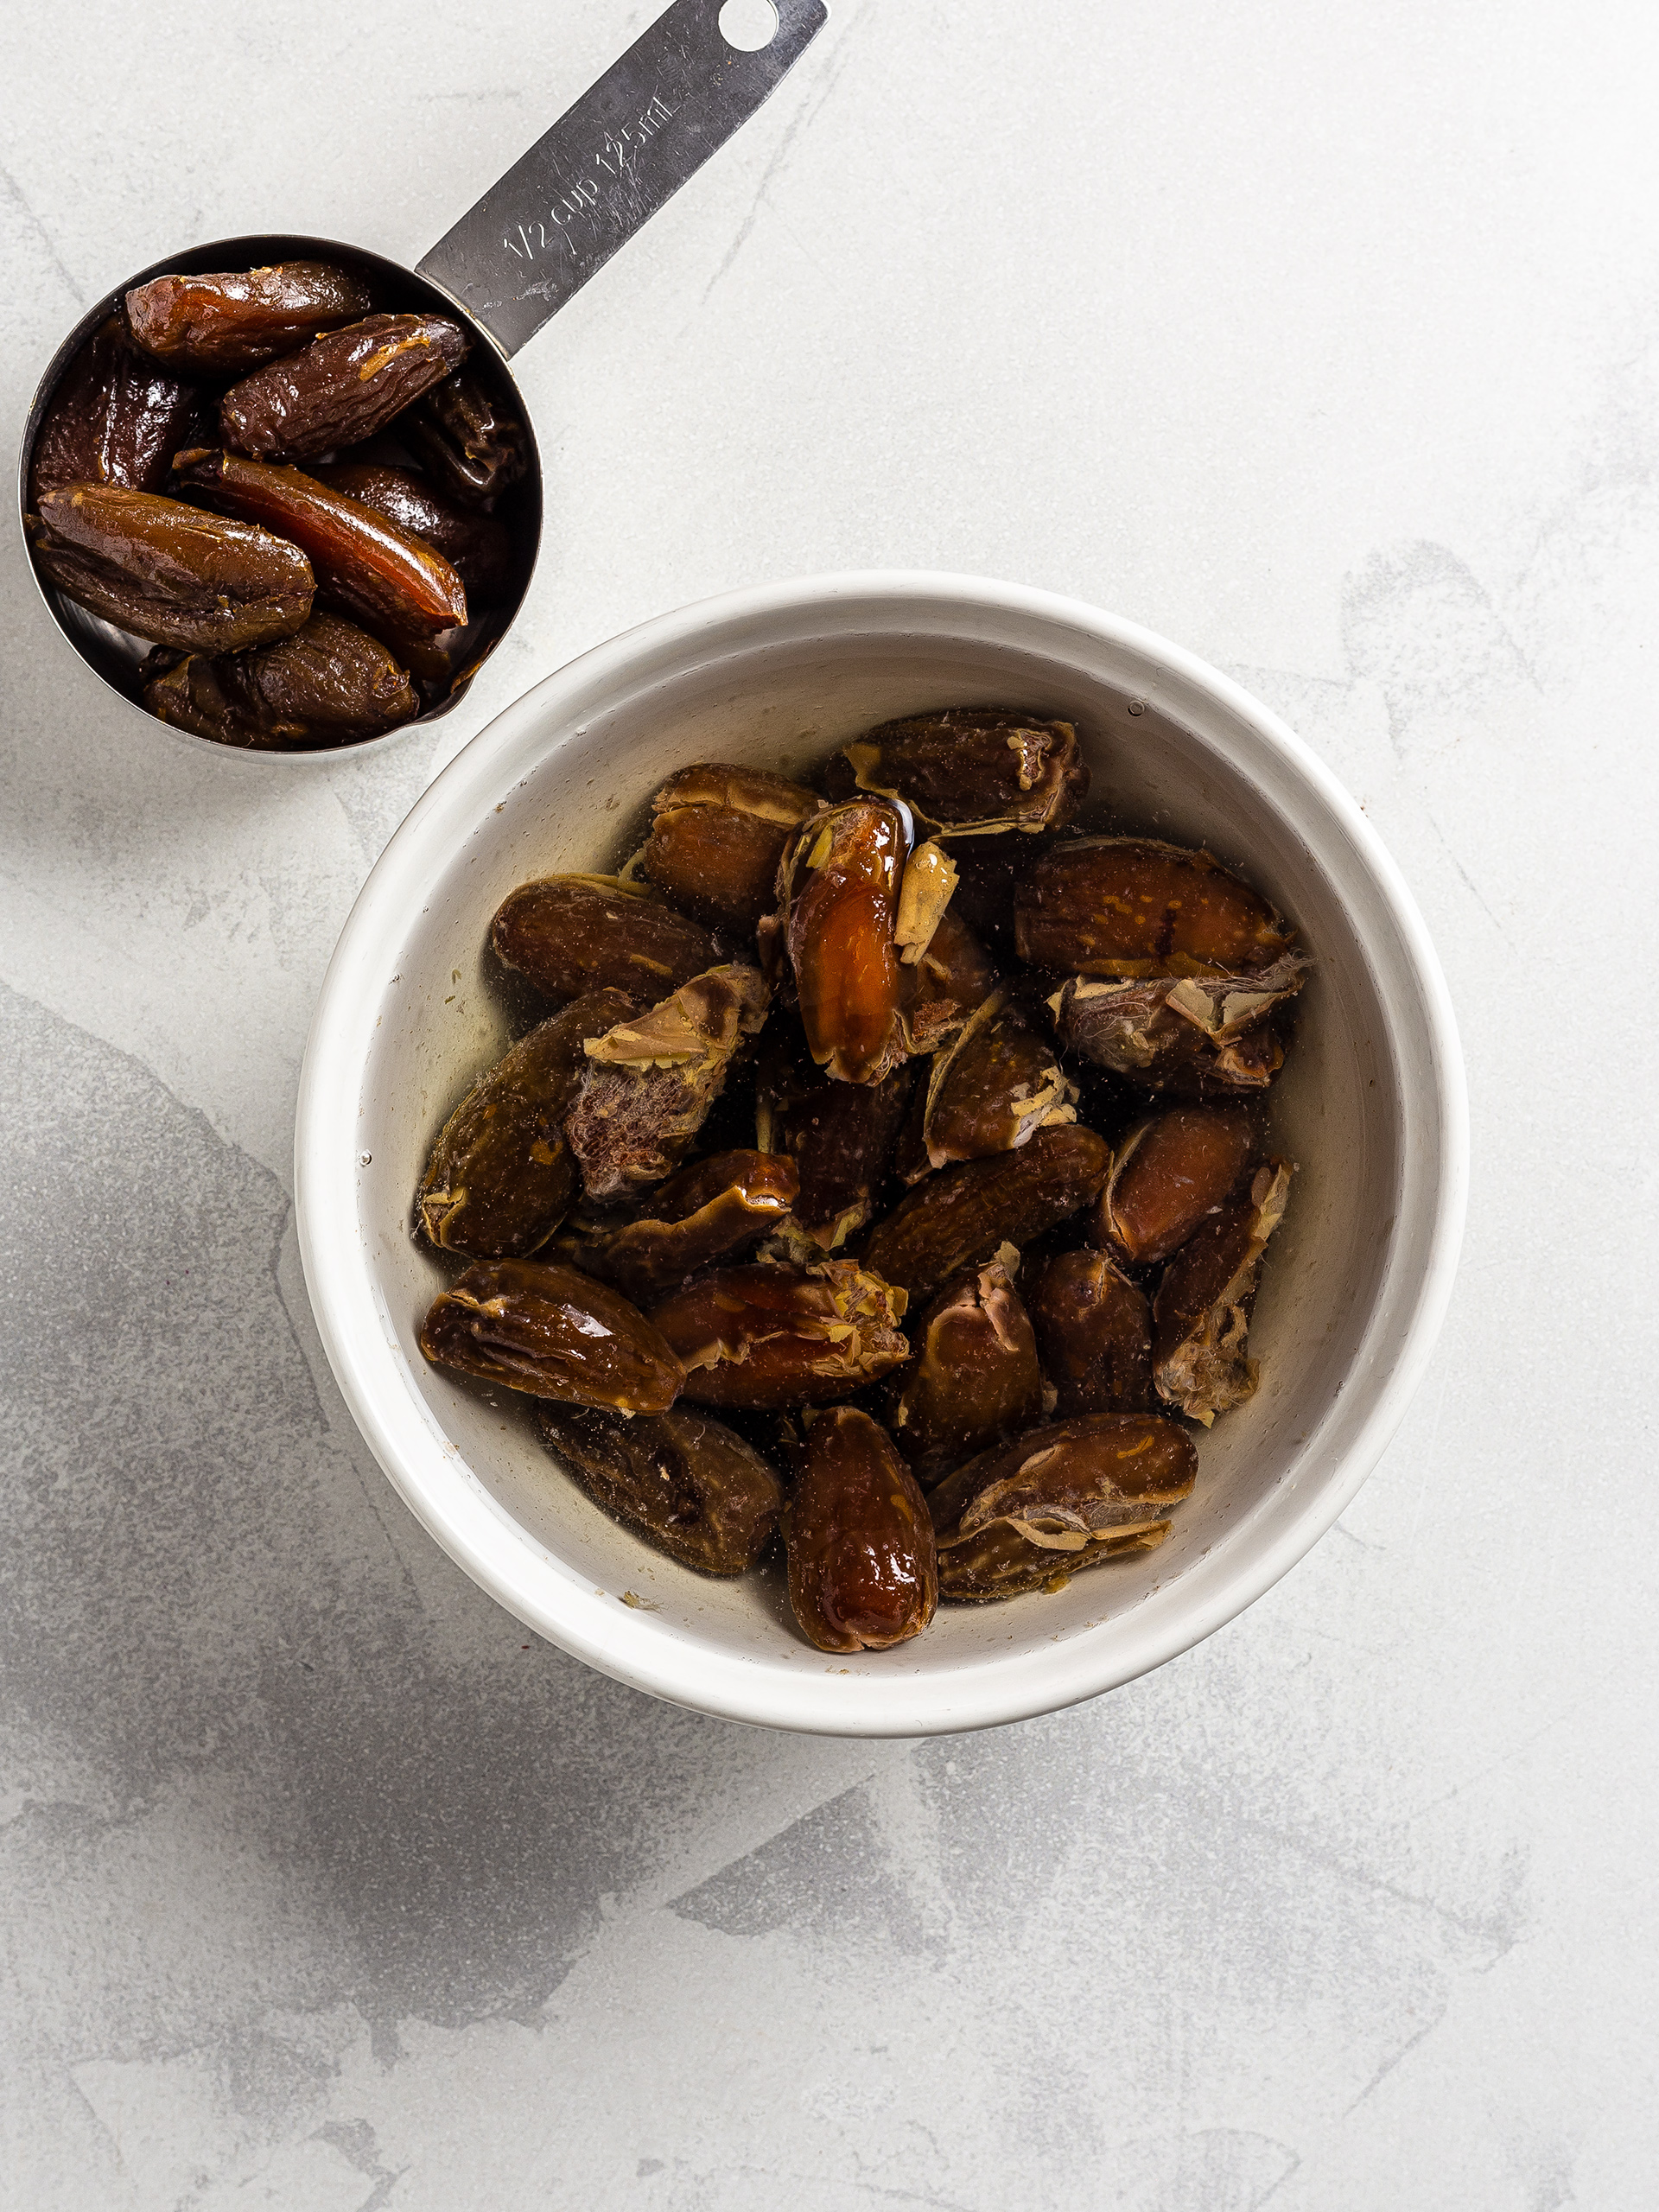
[24,261,531,747]
[413,709,1307,1654]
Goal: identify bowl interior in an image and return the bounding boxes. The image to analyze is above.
[307,581,1455,1732]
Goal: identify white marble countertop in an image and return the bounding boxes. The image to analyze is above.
[3,3,1654,2205]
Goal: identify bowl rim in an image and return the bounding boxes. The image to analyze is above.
[295,568,1469,1736]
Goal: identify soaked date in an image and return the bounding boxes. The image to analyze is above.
[534,1402,781,1574]
[784,1407,938,1651]
[1091,1105,1256,1267]
[29,315,203,505]
[1024,1248,1152,1415]
[1015,837,1296,977]
[491,876,721,1005]
[642,763,821,935]
[827,708,1089,836]
[576,1147,798,1302]
[419,1257,685,1414]
[861,1123,1111,1299]
[778,799,908,1084]
[125,261,374,373]
[142,610,416,747]
[220,312,470,461]
[883,1258,1045,1485]
[650,1260,909,1409]
[1153,1160,1294,1426]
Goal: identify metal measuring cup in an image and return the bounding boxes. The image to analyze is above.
[16,0,826,760]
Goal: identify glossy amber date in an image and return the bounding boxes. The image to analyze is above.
[641,764,822,934]
[784,1407,938,1651]
[29,316,203,505]
[578,1148,798,1302]
[566,965,770,1203]
[650,1260,909,1409]
[125,262,373,373]
[1015,837,1297,977]
[1049,954,1308,1096]
[1091,1105,1255,1266]
[827,708,1089,835]
[174,448,467,640]
[491,876,721,1004]
[1024,1248,1152,1415]
[220,312,469,461]
[315,461,517,606]
[534,1402,781,1574]
[408,370,529,505]
[900,989,1072,1178]
[754,1018,915,1246]
[1153,1160,1293,1425]
[779,799,908,1084]
[142,610,416,747]
[930,1414,1195,1601]
[860,1124,1111,1300]
[28,484,313,652]
[896,906,1000,1056]
[416,991,632,1259]
[419,1257,685,1413]
[883,1259,1045,1484]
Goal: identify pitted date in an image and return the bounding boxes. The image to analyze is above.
[930,1414,1196,1602]
[650,1260,909,1409]
[784,1407,938,1651]
[1016,837,1296,977]
[1092,1106,1256,1266]
[883,1258,1045,1484]
[754,1018,914,1246]
[143,610,416,747]
[899,989,1072,1178]
[491,876,721,1004]
[535,1402,781,1575]
[125,261,375,373]
[1153,1160,1294,1426]
[220,312,469,461]
[577,1148,798,1301]
[1049,955,1308,1096]
[861,1123,1111,1300]
[419,1257,685,1414]
[29,315,203,505]
[408,370,530,505]
[827,708,1088,836]
[28,484,313,652]
[642,763,821,934]
[778,799,908,1084]
[315,461,517,606]
[1024,1248,1152,1415]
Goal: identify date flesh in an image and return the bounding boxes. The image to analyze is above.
[408,370,529,505]
[883,1259,1045,1485]
[650,1260,909,1409]
[315,461,517,606]
[642,763,822,934]
[784,1408,938,1651]
[419,1257,685,1414]
[861,1123,1111,1300]
[220,312,469,461]
[417,991,632,1259]
[29,484,313,652]
[779,800,908,1084]
[1092,1106,1255,1267]
[143,610,416,747]
[534,1402,781,1575]
[1049,954,1307,1095]
[900,990,1071,1178]
[1015,837,1296,977]
[1153,1160,1294,1425]
[29,315,202,505]
[125,261,375,373]
[754,1019,914,1246]
[577,1148,798,1302]
[930,1414,1196,1602]
[829,709,1089,835]
[1024,1248,1152,1415]
[491,876,721,1004]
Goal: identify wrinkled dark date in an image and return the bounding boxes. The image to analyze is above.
[754,1018,915,1245]
[779,799,908,1084]
[315,461,517,606]
[883,1259,1045,1484]
[1049,955,1308,1096]
[491,876,721,1004]
[408,370,530,505]
[827,708,1089,835]
[1015,837,1297,977]
[419,1257,685,1413]
[29,484,313,652]
[642,763,821,934]
[930,1414,1196,1601]
[1092,1105,1255,1266]
[143,610,416,747]
[577,1148,798,1302]
[29,315,203,505]
[1153,1160,1294,1426]
[534,1402,781,1575]
[861,1124,1111,1299]
[417,990,633,1259]
[220,312,470,461]
[1024,1248,1152,1415]
[899,990,1071,1178]
[125,262,375,373]
[174,448,467,641]
[784,1407,938,1651]
[650,1260,909,1409]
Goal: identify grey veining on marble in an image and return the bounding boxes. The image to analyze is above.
[2,2,1656,2206]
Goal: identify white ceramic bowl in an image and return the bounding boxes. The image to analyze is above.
[296,572,1467,1737]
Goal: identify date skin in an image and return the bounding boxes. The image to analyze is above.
[534,1402,781,1575]
[828,707,1089,836]
[780,800,909,1084]
[408,369,530,505]
[883,1259,1045,1485]
[861,1124,1111,1300]
[419,1257,684,1414]
[29,316,203,505]
[642,764,822,934]
[29,484,313,652]
[174,449,467,640]
[650,1260,909,1410]
[1015,837,1296,978]
[1024,1248,1152,1415]
[416,991,633,1259]
[125,262,373,372]
[143,611,416,748]
[220,312,469,461]
[578,1149,798,1303]
[314,461,517,606]
[492,877,721,1004]
[754,1018,915,1245]
[1092,1107,1255,1267]
[784,1408,938,1652]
